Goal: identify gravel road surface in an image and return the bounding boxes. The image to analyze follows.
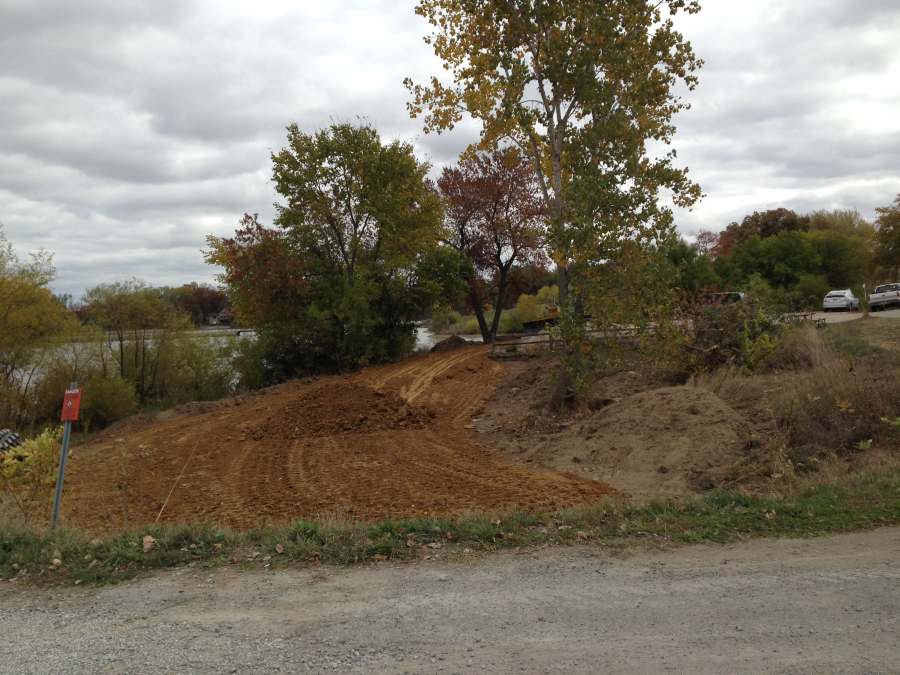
[1,528,898,674]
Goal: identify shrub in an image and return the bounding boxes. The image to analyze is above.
[430,305,462,332]
[163,337,235,404]
[0,426,62,524]
[789,274,831,311]
[448,315,481,335]
[80,376,138,431]
[777,358,900,469]
[682,300,782,374]
[764,325,828,371]
[230,335,271,390]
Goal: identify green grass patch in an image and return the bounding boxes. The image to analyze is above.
[3,470,899,586]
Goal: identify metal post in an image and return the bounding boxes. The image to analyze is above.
[51,420,72,530]
[51,381,80,531]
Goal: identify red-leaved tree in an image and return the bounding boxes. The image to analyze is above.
[205,213,311,328]
[438,148,545,342]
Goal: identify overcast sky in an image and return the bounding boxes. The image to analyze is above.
[2,0,899,297]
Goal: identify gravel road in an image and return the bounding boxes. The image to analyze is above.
[1,528,898,674]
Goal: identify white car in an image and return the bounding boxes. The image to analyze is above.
[822,289,859,312]
[868,283,900,311]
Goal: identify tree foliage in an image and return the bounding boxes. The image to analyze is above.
[0,227,77,427]
[875,194,900,277]
[162,283,228,326]
[208,123,447,381]
[406,0,703,309]
[438,147,545,341]
[81,280,192,404]
[686,208,877,311]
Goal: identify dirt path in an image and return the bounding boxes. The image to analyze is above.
[2,528,897,673]
[61,347,612,532]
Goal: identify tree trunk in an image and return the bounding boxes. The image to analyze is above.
[488,267,511,344]
[557,264,569,313]
[549,135,569,311]
[468,286,491,343]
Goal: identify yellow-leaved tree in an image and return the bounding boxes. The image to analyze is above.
[0,226,76,428]
[405,0,704,312]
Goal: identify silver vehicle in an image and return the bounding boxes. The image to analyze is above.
[822,289,859,312]
[868,283,900,311]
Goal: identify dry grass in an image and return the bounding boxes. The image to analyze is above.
[695,324,900,479]
[778,358,900,466]
[763,325,829,371]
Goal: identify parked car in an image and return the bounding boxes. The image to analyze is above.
[868,283,900,311]
[822,289,859,312]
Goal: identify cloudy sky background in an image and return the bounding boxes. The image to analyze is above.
[2,0,899,297]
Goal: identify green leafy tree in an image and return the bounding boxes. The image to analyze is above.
[665,238,721,293]
[209,123,446,380]
[875,194,900,279]
[405,0,703,312]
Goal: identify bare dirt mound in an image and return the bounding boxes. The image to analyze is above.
[248,381,432,440]
[477,360,761,500]
[61,347,614,533]
[430,334,470,353]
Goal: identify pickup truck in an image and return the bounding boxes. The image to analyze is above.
[868,283,900,311]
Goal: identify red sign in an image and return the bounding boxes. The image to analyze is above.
[61,388,82,422]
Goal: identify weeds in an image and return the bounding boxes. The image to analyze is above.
[0,427,62,526]
[2,470,898,586]
[777,358,900,467]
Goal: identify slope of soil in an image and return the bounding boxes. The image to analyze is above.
[61,348,613,533]
[476,359,762,500]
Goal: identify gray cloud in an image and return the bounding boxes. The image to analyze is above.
[0,0,898,296]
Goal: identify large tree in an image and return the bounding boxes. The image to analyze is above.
[406,0,703,312]
[438,148,544,342]
[209,123,446,377]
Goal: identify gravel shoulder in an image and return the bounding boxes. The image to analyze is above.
[2,527,898,674]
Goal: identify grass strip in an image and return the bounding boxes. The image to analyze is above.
[2,469,898,586]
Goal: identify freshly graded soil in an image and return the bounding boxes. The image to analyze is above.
[61,348,614,533]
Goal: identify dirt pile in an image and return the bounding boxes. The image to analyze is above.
[61,347,614,533]
[560,387,756,497]
[248,381,432,439]
[477,360,761,499]
[431,335,470,353]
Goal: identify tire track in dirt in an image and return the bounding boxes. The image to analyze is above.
[61,346,614,532]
